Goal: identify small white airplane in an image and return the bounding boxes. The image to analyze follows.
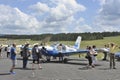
[39,36,88,63]
[99,46,120,61]
[99,48,109,53]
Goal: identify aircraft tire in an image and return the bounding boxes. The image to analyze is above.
[46,56,51,62]
[117,58,120,61]
[63,58,68,63]
[47,58,50,62]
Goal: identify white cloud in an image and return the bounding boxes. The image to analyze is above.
[98,0,106,5]
[48,0,86,21]
[95,0,120,32]
[52,0,86,11]
[29,0,86,33]
[72,18,93,33]
[73,24,92,33]
[0,5,41,34]
[29,2,50,15]
[0,0,88,34]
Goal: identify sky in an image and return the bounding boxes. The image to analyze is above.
[0,0,120,34]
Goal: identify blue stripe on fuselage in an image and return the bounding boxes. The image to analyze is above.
[46,50,59,56]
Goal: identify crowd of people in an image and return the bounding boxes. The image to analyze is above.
[85,43,120,69]
[0,42,120,75]
[0,43,44,74]
[85,45,97,68]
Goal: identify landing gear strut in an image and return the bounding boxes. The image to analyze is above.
[46,56,51,62]
[63,58,68,63]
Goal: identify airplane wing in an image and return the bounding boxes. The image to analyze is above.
[42,49,88,57]
[98,48,109,52]
[115,52,120,60]
[61,50,88,56]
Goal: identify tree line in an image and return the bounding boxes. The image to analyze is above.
[0,32,120,41]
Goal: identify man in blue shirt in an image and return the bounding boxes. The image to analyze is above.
[9,43,16,74]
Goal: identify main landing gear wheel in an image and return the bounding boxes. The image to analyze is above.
[63,58,68,63]
[46,56,51,62]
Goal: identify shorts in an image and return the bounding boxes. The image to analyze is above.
[11,60,16,66]
[33,59,40,64]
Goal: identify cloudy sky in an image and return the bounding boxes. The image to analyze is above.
[0,0,120,34]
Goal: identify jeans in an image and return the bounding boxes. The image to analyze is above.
[23,57,28,68]
[110,53,115,68]
[103,52,107,60]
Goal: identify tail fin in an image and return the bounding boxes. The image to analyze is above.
[73,36,82,49]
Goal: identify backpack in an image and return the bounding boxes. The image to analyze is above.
[22,47,30,58]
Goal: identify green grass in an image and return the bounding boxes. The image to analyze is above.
[50,36,120,49]
[1,35,120,47]
[81,36,120,48]
[0,36,120,59]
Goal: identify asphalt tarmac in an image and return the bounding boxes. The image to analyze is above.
[0,54,120,80]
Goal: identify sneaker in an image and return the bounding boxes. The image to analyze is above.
[102,59,106,61]
[113,67,116,69]
[39,66,42,69]
[92,65,95,68]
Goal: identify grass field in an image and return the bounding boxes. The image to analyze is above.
[0,36,120,47]
[0,36,120,59]
[81,36,120,48]
[51,36,120,49]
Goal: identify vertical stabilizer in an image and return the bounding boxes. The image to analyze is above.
[74,36,82,49]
